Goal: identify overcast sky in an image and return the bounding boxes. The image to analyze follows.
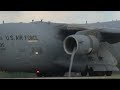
[0,11,120,24]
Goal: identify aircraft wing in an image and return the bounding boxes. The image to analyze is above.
[58,24,120,44]
[98,28,120,44]
[58,24,96,31]
[100,28,120,33]
[58,23,120,33]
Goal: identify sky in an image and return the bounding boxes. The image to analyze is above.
[0,11,120,24]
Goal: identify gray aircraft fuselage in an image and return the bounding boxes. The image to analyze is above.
[0,21,120,76]
[0,22,69,74]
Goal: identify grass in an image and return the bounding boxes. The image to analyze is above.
[0,71,37,78]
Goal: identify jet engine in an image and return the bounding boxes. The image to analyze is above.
[63,35,100,55]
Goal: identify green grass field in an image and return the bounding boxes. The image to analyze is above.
[0,72,37,78]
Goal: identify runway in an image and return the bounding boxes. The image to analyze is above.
[0,72,120,79]
[26,73,120,79]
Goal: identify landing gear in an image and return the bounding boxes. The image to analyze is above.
[88,67,106,76]
[81,71,87,76]
[106,71,112,76]
[88,67,95,76]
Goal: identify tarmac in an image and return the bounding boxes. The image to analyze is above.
[0,72,120,79]
[29,73,120,79]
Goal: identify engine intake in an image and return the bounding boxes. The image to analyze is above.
[63,35,99,55]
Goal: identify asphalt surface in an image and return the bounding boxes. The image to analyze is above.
[0,72,120,79]
[29,73,120,79]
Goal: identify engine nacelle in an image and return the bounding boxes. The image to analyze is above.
[63,35,99,55]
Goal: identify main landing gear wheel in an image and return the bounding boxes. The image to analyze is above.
[88,68,95,76]
[88,67,106,76]
[81,71,87,76]
[106,71,112,76]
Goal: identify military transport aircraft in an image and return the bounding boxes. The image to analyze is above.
[0,20,120,77]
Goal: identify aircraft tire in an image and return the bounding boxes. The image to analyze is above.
[106,71,112,76]
[88,68,95,76]
[81,71,87,76]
